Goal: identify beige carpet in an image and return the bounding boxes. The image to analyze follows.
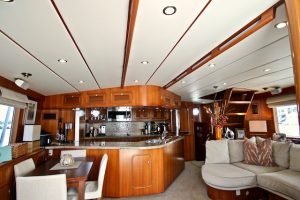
[104,161,211,200]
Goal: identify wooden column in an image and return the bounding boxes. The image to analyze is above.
[285,0,300,127]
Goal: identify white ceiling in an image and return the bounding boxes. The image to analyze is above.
[0,0,294,101]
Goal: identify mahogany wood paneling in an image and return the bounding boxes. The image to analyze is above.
[163,138,184,189]
[285,0,300,128]
[41,85,180,109]
[40,109,59,136]
[0,149,46,200]
[119,148,164,197]
[61,109,75,140]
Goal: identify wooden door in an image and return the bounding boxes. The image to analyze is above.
[132,154,152,189]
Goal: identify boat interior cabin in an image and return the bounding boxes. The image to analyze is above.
[0,0,299,200]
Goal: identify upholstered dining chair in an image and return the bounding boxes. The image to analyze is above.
[61,150,86,158]
[16,174,68,200]
[14,158,35,177]
[67,154,108,200]
[84,153,108,199]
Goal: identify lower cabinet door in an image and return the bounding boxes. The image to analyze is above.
[132,155,152,189]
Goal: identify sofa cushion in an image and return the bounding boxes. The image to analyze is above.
[228,140,244,163]
[202,164,256,189]
[290,144,300,172]
[205,140,230,164]
[233,162,285,175]
[257,169,300,200]
[272,141,291,168]
[244,138,258,165]
[257,139,273,167]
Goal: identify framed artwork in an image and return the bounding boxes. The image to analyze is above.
[236,128,245,139]
[25,100,37,124]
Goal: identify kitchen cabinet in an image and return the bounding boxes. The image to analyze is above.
[132,155,152,189]
[84,91,107,107]
[63,93,82,108]
[41,85,181,109]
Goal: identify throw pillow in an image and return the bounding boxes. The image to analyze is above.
[272,141,291,168]
[228,140,244,163]
[257,139,274,167]
[243,138,258,165]
[205,139,230,164]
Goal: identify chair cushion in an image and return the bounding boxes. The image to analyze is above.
[202,164,256,189]
[272,141,291,168]
[290,144,300,172]
[257,169,300,200]
[228,140,244,163]
[205,140,230,164]
[84,181,99,200]
[233,162,285,175]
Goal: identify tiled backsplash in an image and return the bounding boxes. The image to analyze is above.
[85,122,145,137]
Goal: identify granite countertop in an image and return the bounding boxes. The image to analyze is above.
[83,134,162,139]
[45,136,183,150]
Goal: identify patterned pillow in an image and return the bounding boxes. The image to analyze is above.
[244,138,258,165]
[243,137,274,166]
[257,139,274,167]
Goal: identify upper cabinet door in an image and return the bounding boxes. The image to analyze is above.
[84,91,107,107]
[63,93,82,108]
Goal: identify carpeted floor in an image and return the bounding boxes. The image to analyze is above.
[104,161,211,200]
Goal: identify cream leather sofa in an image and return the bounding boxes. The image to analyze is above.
[201,139,300,200]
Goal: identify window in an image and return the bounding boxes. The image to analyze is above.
[275,105,299,137]
[0,104,15,146]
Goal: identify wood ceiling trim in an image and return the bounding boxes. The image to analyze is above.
[0,29,79,92]
[121,0,139,88]
[163,5,277,89]
[50,0,101,89]
[145,0,212,85]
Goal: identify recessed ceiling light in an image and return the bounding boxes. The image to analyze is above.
[208,63,215,68]
[78,80,85,84]
[274,21,287,29]
[223,82,227,85]
[58,59,67,63]
[141,61,149,65]
[0,0,14,2]
[181,80,186,84]
[134,80,139,83]
[163,6,177,15]
[264,68,271,72]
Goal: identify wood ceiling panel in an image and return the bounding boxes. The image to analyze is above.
[53,0,129,89]
[125,0,210,86]
[148,0,280,86]
[0,33,76,96]
[0,0,98,94]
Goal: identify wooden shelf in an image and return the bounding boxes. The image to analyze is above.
[228,101,252,104]
[226,113,247,116]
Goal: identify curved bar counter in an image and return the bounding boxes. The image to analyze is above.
[45,136,184,198]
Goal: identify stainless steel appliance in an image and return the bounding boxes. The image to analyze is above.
[100,125,106,134]
[40,131,52,146]
[107,107,132,121]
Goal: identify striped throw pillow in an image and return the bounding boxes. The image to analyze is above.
[257,139,274,167]
[243,138,258,165]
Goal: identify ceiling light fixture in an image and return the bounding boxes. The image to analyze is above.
[78,80,85,84]
[58,59,67,63]
[163,6,177,15]
[264,68,271,72]
[223,82,227,85]
[14,72,32,90]
[181,80,186,84]
[0,0,14,2]
[134,80,139,83]
[274,21,287,29]
[208,63,215,68]
[141,61,149,65]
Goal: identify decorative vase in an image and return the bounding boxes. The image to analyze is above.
[60,154,75,166]
[214,127,222,140]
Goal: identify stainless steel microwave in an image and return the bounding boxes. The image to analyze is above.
[107,107,132,121]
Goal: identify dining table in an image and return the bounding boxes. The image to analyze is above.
[26,157,94,200]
